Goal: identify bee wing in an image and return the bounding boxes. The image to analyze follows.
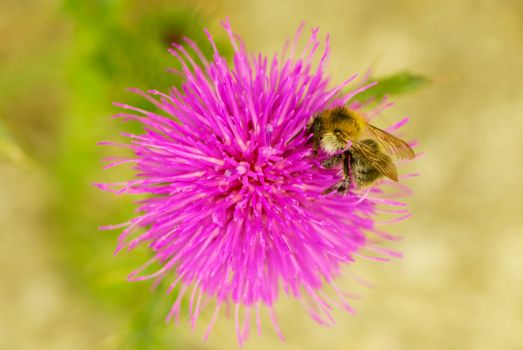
[366,124,415,160]
[351,141,398,181]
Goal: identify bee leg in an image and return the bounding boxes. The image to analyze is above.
[321,154,343,168]
[336,152,351,193]
[323,152,351,195]
[323,184,338,194]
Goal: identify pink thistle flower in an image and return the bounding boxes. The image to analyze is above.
[99,19,415,344]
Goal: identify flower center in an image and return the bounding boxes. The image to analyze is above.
[235,162,250,175]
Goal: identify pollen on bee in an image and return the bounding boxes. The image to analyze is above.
[320,133,346,154]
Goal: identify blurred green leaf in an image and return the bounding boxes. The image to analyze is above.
[357,71,430,101]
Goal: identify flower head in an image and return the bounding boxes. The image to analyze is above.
[99,19,414,344]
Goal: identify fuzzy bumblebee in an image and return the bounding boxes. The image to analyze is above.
[308,106,414,193]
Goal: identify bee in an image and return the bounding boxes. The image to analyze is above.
[308,106,415,193]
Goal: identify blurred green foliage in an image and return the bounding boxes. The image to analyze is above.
[49,1,230,348]
[357,71,429,102]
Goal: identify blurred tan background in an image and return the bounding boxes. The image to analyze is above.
[1,0,523,349]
